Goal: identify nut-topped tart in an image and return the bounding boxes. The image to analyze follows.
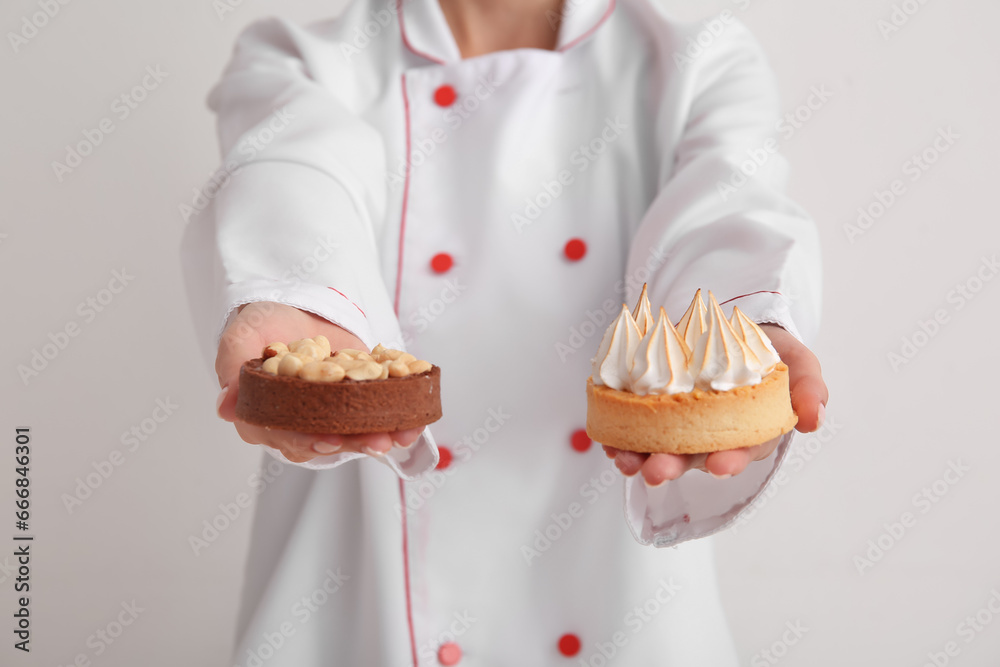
[235,336,442,434]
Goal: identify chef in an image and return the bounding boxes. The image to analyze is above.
[181,0,829,662]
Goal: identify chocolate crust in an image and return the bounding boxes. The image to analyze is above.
[235,359,442,434]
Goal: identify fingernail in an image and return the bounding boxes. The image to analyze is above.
[391,434,415,449]
[644,477,667,488]
[614,459,636,477]
[817,403,826,430]
[216,385,229,418]
[363,445,386,457]
[710,472,732,480]
[313,442,341,455]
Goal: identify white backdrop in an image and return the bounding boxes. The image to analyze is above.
[1,0,997,665]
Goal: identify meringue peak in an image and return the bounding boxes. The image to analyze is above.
[591,304,643,391]
[631,284,655,338]
[690,291,762,391]
[630,307,694,395]
[730,307,781,373]
[675,288,708,352]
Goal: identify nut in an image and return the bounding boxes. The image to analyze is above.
[398,352,417,364]
[345,360,383,381]
[388,359,410,378]
[380,348,403,361]
[262,356,281,375]
[371,343,388,360]
[262,342,289,359]
[378,360,390,380]
[278,354,306,376]
[313,335,331,358]
[408,359,432,375]
[300,361,345,383]
[289,339,324,361]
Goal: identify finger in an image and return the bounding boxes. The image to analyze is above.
[704,448,753,478]
[601,445,619,460]
[614,450,647,477]
[343,433,394,457]
[234,422,346,458]
[389,427,423,449]
[764,327,829,434]
[640,453,690,486]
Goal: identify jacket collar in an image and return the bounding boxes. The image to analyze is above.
[398,0,616,65]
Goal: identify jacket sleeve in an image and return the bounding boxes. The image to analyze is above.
[622,19,821,547]
[179,17,439,478]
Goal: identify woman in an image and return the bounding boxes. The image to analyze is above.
[182,0,828,662]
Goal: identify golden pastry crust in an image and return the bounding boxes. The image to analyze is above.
[585,363,797,454]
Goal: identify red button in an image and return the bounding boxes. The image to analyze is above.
[434,85,458,107]
[436,446,453,470]
[431,252,454,274]
[438,642,462,665]
[564,238,587,261]
[558,633,582,657]
[570,429,591,453]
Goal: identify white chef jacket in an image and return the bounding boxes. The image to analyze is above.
[180,0,821,663]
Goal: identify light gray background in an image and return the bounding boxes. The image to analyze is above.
[1,0,997,665]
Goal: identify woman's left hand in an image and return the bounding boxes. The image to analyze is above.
[603,324,829,486]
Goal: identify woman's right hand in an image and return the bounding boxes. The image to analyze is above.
[214,301,423,463]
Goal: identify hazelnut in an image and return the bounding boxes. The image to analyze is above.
[408,360,432,375]
[262,356,281,375]
[388,360,410,378]
[300,361,345,383]
[262,342,289,359]
[278,354,306,376]
[345,360,382,381]
[313,335,332,358]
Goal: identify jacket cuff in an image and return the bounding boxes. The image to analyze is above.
[721,290,801,342]
[261,428,440,480]
[622,431,794,547]
[216,279,378,350]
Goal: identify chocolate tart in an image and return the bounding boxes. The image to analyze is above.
[236,358,442,434]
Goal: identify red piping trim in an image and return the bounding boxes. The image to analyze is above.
[720,290,782,306]
[557,0,616,52]
[395,77,412,315]
[395,73,420,667]
[326,287,367,318]
[398,0,447,65]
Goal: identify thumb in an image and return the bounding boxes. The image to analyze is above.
[215,322,264,423]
